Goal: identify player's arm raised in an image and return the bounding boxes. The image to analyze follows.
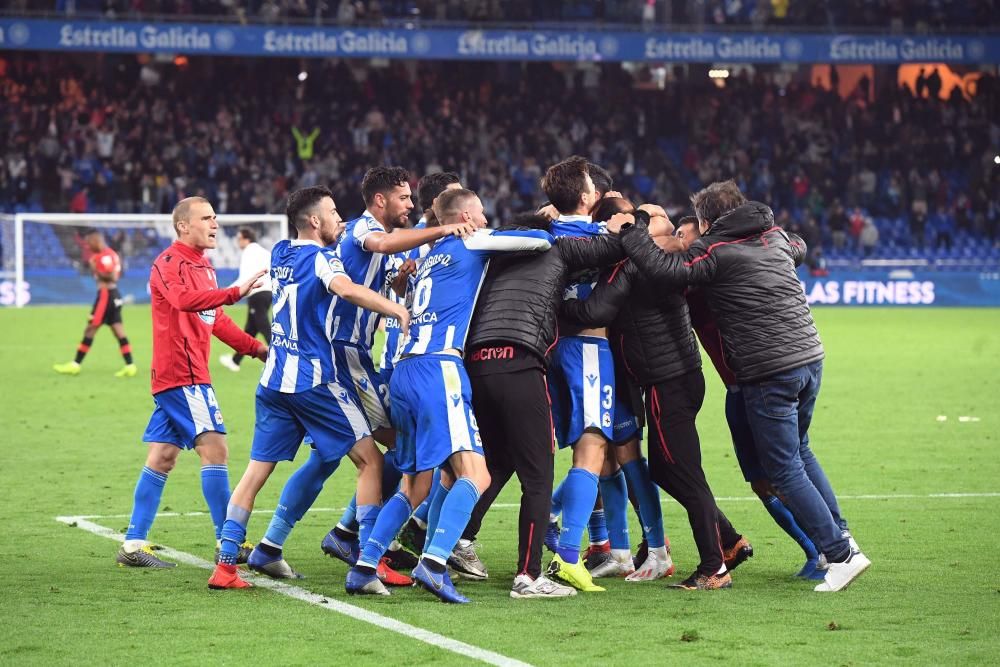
[151,256,265,312]
[611,210,717,287]
[557,234,624,272]
[212,309,268,361]
[362,222,477,255]
[463,228,554,253]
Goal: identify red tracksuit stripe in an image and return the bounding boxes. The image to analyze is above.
[90,288,109,326]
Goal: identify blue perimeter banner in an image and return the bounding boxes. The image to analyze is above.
[799,271,1000,307]
[1,18,999,63]
[4,269,999,306]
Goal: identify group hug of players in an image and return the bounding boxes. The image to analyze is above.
[102,156,871,602]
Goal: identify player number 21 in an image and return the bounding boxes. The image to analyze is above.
[272,283,299,340]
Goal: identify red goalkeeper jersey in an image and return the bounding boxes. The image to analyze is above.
[149,241,263,394]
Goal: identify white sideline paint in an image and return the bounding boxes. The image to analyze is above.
[67,491,1000,521]
[54,516,533,667]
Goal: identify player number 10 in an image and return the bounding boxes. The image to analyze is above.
[412,276,433,316]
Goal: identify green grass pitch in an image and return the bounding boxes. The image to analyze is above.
[1,305,999,666]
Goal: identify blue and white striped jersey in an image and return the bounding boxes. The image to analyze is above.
[379,219,434,372]
[329,211,388,351]
[550,214,607,302]
[400,228,553,358]
[259,239,347,393]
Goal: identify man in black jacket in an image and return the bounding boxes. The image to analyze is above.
[562,213,751,591]
[457,213,623,599]
[607,180,871,593]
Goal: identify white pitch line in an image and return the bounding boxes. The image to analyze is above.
[71,491,1000,520]
[54,516,533,667]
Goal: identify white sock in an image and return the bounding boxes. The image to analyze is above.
[649,545,668,559]
[612,548,631,562]
[123,539,146,552]
[458,538,472,549]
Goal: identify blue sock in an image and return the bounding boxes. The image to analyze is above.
[357,504,380,547]
[557,468,599,564]
[263,452,340,548]
[425,478,480,563]
[358,491,411,568]
[412,468,442,526]
[200,464,230,540]
[422,480,449,553]
[588,509,609,545]
[550,476,566,520]
[763,494,819,559]
[338,494,359,534]
[219,504,251,565]
[622,458,665,548]
[125,466,168,542]
[599,469,630,550]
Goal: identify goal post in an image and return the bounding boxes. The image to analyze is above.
[5,212,288,308]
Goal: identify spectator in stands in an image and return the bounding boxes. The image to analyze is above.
[70,187,89,214]
[1,51,998,270]
[932,206,955,252]
[848,208,866,250]
[859,217,879,257]
[910,210,927,249]
[25,0,995,28]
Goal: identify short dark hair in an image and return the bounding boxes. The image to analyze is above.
[591,196,634,223]
[286,185,333,231]
[237,227,256,243]
[676,215,700,237]
[588,163,613,198]
[417,172,461,212]
[361,166,411,207]
[82,227,100,237]
[432,188,478,223]
[541,156,591,215]
[691,180,747,226]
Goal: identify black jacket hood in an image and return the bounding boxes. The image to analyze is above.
[707,202,774,239]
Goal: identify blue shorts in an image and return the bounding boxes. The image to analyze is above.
[252,383,371,463]
[547,336,615,449]
[143,384,226,450]
[334,344,391,430]
[389,354,484,475]
[612,374,643,445]
[725,386,767,482]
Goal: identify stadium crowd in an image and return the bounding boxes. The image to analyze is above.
[4,0,998,30]
[2,53,998,261]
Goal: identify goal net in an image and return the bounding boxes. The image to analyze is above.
[1,213,288,308]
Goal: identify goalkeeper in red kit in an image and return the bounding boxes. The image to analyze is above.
[54,228,137,377]
[116,197,269,568]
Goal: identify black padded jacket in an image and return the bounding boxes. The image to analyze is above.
[561,259,700,387]
[619,202,822,383]
[467,235,623,366]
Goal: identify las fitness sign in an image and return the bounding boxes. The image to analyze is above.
[2,18,999,63]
